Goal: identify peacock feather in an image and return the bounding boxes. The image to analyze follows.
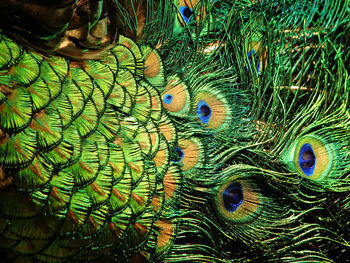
[0,0,349,262]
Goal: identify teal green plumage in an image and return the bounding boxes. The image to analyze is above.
[0,0,349,262]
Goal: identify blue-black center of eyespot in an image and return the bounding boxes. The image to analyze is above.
[298,143,316,176]
[222,182,244,212]
[247,49,261,74]
[196,100,212,124]
[174,147,185,162]
[179,6,194,23]
[163,93,173,104]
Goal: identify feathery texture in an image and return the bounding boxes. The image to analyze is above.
[0,0,349,262]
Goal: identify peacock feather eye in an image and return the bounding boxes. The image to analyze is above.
[142,46,165,87]
[216,177,260,223]
[174,147,185,162]
[298,143,316,176]
[161,75,191,117]
[171,137,205,177]
[247,49,261,74]
[222,182,244,212]
[290,135,333,181]
[176,0,204,28]
[163,93,174,105]
[194,90,231,131]
[179,6,194,24]
[196,100,212,124]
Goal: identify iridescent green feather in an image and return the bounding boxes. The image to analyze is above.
[0,1,349,263]
[0,87,33,131]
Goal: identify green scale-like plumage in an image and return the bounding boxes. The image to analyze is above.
[0,31,188,262]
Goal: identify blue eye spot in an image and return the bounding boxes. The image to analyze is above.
[222,182,244,212]
[247,49,261,74]
[179,6,194,24]
[163,93,174,104]
[196,100,212,124]
[298,143,316,176]
[174,147,185,162]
